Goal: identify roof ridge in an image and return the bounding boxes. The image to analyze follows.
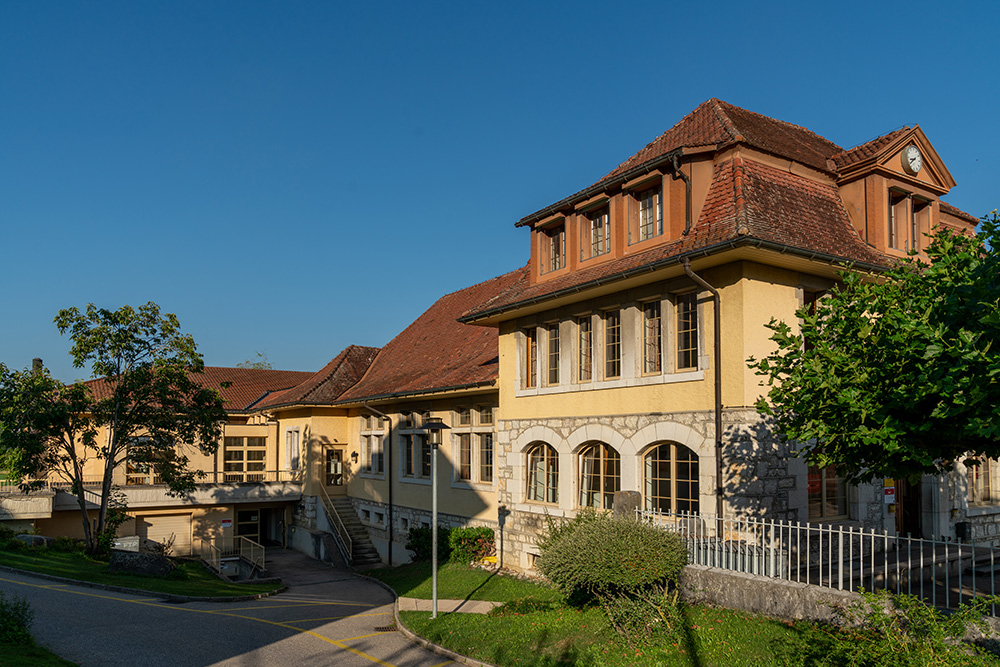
[715,99,841,155]
[709,98,741,142]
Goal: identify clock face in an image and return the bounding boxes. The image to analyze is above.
[902,145,923,174]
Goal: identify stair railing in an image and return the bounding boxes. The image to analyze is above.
[319,485,353,564]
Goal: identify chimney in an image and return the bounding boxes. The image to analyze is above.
[32,358,43,376]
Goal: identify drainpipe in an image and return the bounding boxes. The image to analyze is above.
[363,401,393,567]
[671,153,693,235]
[683,258,724,521]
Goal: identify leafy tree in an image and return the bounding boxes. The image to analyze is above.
[750,211,1000,482]
[236,351,273,370]
[0,303,226,554]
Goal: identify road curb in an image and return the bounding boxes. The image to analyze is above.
[0,563,287,602]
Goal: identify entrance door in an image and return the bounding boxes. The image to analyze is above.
[894,478,922,537]
[325,448,347,495]
[236,509,260,544]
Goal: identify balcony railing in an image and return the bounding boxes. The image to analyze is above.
[14,469,304,491]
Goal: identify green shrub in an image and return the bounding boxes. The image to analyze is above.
[51,536,82,553]
[536,510,687,603]
[788,590,1000,667]
[0,527,19,550]
[0,592,34,646]
[405,525,451,562]
[448,526,495,564]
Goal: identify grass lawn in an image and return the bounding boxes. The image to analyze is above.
[366,561,562,602]
[0,643,78,666]
[0,548,282,597]
[400,604,805,667]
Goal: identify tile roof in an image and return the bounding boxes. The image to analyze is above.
[257,345,379,409]
[336,270,524,403]
[84,367,316,412]
[939,201,980,225]
[828,127,911,171]
[518,99,845,228]
[463,158,888,320]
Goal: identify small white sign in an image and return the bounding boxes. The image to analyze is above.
[221,518,233,529]
[884,487,895,504]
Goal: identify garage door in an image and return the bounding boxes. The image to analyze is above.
[137,514,192,556]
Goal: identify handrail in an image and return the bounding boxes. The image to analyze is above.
[29,469,306,490]
[196,536,263,572]
[319,484,353,563]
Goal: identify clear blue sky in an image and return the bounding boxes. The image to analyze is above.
[3,1,997,383]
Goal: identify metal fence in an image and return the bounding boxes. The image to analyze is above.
[0,469,303,491]
[638,508,1000,614]
[196,536,265,573]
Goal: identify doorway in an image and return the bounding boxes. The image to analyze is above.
[894,478,922,537]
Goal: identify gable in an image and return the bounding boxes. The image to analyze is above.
[836,126,956,194]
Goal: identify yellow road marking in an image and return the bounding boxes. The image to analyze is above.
[284,611,389,623]
[0,575,404,667]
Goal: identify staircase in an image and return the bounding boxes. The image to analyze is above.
[324,496,382,568]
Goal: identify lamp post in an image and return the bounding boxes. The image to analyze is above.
[422,416,450,619]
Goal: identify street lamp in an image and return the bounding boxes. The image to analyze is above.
[422,416,450,619]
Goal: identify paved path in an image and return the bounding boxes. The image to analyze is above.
[397,597,500,614]
[0,549,457,667]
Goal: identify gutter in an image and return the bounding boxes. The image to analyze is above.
[682,259,724,521]
[459,237,888,324]
[363,400,394,567]
[334,380,497,406]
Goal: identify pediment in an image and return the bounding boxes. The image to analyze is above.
[837,126,956,195]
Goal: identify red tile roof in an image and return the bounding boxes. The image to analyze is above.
[257,345,379,409]
[85,367,316,412]
[336,270,524,403]
[939,201,980,225]
[463,158,888,321]
[828,127,911,171]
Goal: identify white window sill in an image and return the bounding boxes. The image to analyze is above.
[966,504,1000,517]
[516,369,704,397]
[451,480,495,492]
[359,472,386,481]
[400,476,432,486]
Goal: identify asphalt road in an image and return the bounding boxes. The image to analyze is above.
[0,550,455,667]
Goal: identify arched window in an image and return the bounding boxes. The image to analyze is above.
[526,443,559,504]
[579,442,620,509]
[644,442,698,513]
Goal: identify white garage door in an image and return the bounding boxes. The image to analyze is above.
[137,514,192,556]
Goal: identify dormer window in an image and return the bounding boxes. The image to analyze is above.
[582,206,610,260]
[631,186,663,243]
[542,224,566,273]
[888,189,931,253]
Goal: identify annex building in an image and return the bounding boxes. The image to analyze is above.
[2,99,991,570]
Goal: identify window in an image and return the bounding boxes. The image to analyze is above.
[360,417,385,476]
[579,442,620,509]
[644,442,698,513]
[633,186,662,242]
[523,328,538,388]
[543,225,566,273]
[457,406,472,426]
[643,301,662,374]
[968,458,996,505]
[582,207,610,260]
[604,310,621,379]
[578,316,593,382]
[478,406,494,425]
[458,433,472,480]
[889,190,908,250]
[421,436,432,477]
[479,433,494,483]
[808,465,847,520]
[888,190,931,252]
[547,323,560,385]
[526,443,559,504]
[676,293,698,371]
[401,433,430,479]
[284,429,300,471]
[224,436,267,482]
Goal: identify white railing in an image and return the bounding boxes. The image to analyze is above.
[196,536,265,572]
[639,508,1000,614]
[319,485,352,563]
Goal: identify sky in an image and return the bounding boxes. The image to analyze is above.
[2,1,998,384]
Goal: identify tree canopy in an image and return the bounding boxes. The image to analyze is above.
[0,302,226,553]
[749,211,1000,483]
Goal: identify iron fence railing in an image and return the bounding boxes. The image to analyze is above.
[4,469,304,491]
[319,484,352,564]
[639,508,1000,614]
[196,536,265,572]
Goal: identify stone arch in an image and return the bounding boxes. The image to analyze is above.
[566,423,627,454]
[631,421,709,458]
[515,425,568,455]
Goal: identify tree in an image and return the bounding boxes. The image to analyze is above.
[236,351,273,370]
[749,211,1000,483]
[0,303,226,554]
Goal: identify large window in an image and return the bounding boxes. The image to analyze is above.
[452,405,496,485]
[579,442,620,509]
[479,433,494,483]
[968,458,996,505]
[526,443,559,504]
[582,207,610,260]
[888,190,931,252]
[578,316,593,382]
[633,186,662,242]
[604,310,621,379]
[808,465,847,520]
[284,429,300,471]
[360,416,385,476]
[643,301,662,374]
[547,323,560,385]
[543,225,566,273]
[676,293,698,371]
[644,442,698,513]
[325,449,344,486]
[224,436,266,482]
[458,433,472,481]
